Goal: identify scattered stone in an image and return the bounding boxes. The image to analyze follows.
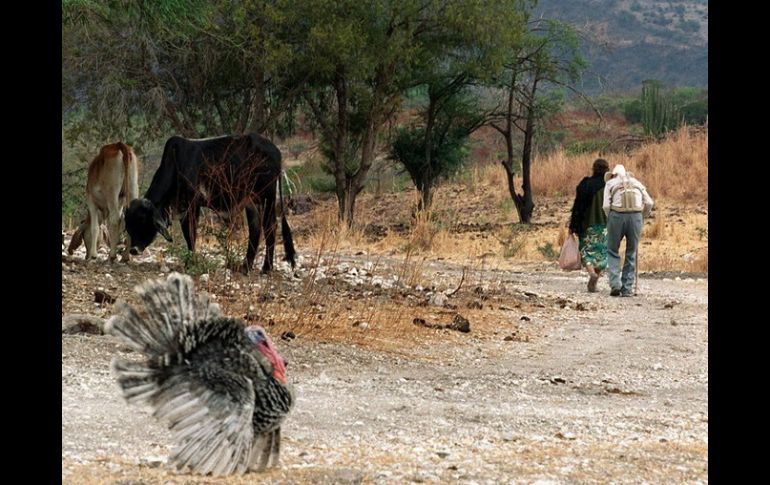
[413,315,470,333]
[94,290,116,304]
[520,316,531,321]
[352,321,370,330]
[280,331,296,341]
[331,468,364,484]
[555,298,570,309]
[429,293,448,307]
[449,314,471,333]
[62,314,105,335]
[467,301,483,310]
[139,456,165,468]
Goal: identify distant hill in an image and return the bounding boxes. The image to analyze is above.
[535,0,708,93]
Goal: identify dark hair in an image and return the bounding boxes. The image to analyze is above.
[592,158,609,177]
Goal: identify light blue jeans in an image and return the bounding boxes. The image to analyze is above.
[607,211,643,294]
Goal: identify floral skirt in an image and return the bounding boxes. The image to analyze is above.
[579,224,608,271]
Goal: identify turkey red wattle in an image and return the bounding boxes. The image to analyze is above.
[257,340,287,384]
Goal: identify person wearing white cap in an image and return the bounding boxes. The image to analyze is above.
[602,164,654,296]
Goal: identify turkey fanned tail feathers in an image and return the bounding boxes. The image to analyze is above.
[105,273,279,476]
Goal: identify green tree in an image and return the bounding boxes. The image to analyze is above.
[390,90,485,210]
[62,0,292,142]
[670,87,708,125]
[283,0,528,226]
[387,0,526,211]
[490,17,590,223]
[623,98,643,124]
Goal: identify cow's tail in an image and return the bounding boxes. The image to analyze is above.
[278,171,296,268]
[117,142,139,201]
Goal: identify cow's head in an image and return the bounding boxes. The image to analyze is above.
[125,198,173,254]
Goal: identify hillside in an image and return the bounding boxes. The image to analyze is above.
[536,0,708,92]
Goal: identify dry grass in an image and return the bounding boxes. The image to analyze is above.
[290,194,706,274]
[149,126,708,284]
[197,256,537,359]
[533,126,707,201]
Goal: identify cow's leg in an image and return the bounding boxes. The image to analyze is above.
[241,204,262,275]
[120,218,131,263]
[261,196,277,274]
[181,206,200,252]
[85,201,100,260]
[106,199,123,262]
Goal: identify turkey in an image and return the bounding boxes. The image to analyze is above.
[105,272,294,476]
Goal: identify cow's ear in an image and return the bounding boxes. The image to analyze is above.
[154,216,173,242]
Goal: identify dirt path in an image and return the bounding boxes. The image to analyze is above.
[62,255,707,484]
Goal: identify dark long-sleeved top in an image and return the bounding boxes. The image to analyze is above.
[569,174,607,237]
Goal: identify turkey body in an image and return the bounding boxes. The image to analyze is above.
[106,273,294,476]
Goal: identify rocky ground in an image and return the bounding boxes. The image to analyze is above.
[62,237,707,484]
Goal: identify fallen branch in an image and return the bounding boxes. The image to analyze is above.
[446,266,467,297]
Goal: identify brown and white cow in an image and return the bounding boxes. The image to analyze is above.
[71,142,139,262]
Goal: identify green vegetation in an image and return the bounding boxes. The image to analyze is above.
[62,0,707,227]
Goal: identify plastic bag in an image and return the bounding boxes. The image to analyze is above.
[558,234,581,271]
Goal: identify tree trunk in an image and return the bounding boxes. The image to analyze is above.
[418,179,433,212]
[515,81,538,224]
[334,179,359,229]
[421,95,436,212]
[343,185,356,226]
[331,66,353,226]
[501,160,526,223]
[248,68,267,134]
[496,66,533,223]
[336,184,347,223]
[344,100,385,228]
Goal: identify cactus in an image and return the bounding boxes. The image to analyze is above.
[641,80,679,138]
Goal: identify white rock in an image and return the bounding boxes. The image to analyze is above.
[429,293,447,306]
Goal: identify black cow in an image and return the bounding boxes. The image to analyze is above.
[125,133,296,274]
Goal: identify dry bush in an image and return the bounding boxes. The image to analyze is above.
[533,126,708,202]
[645,213,666,240]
